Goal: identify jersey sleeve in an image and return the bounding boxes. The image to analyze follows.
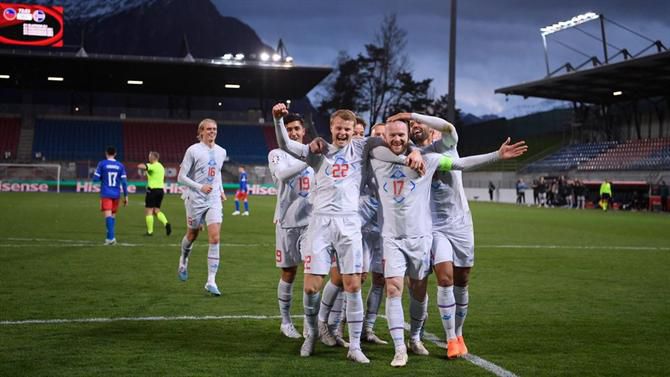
[92,161,103,181]
[120,164,128,196]
[269,150,307,183]
[178,146,202,191]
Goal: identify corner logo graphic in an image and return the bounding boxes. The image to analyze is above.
[32,9,46,23]
[3,8,17,21]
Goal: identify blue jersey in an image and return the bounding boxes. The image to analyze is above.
[239,171,248,192]
[93,159,128,199]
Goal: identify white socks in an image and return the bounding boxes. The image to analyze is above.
[180,236,193,268]
[328,291,344,332]
[386,296,406,352]
[437,285,456,340]
[206,243,220,284]
[454,285,469,337]
[318,281,341,323]
[303,291,320,337]
[409,294,427,342]
[365,284,384,331]
[278,279,294,325]
[345,291,364,350]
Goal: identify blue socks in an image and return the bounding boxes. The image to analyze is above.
[105,216,115,240]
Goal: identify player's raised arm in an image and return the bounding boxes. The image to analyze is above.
[269,150,308,182]
[273,103,310,160]
[388,112,458,149]
[439,137,528,172]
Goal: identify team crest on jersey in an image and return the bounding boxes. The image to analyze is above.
[271,154,280,164]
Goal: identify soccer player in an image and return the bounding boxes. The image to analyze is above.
[272,103,418,364]
[137,151,171,236]
[354,117,366,137]
[371,119,527,367]
[176,119,227,296]
[93,146,128,245]
[390,111,527,359]
[361,122,388,345]
[232,166,249,216]
[268,112,314,339]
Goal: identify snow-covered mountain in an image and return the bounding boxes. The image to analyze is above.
[28,0,160,21]
[22,0,272,58]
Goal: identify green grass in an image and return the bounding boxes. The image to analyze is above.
[1,193,669,376]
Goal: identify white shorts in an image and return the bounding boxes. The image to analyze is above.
[432,217,474,268]
[362,229,383,274]
[383,235,432,280]
[275,224,306,268]
[303,215,363,275]
[184,199,222,229]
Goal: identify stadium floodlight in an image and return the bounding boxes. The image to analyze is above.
[127,80,143,85]
[217,101,222,106]
[225,84,240,89]
[540,12,599,36]
[540,11,609,76]
[222,53,233,60]
[285,56,293,63]
[0,74,9,79]
[234,53,245,61]
[613,91,623,96]
[260,52,270,61]
[47,76,64,81]
[272,53,281,62]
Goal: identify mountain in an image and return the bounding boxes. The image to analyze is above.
[27,0,272,58]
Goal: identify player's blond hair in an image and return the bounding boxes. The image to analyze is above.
[149,151,160,161]
[197,118,217,140]
[330,109,357,125]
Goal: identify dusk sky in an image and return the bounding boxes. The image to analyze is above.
[214,0,670,118]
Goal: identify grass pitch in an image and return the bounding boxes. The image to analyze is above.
[1,193,669,376]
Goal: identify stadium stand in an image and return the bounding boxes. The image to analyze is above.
[524,138,670,172]
[219,125,272,163]
[123,120,197,163]
[524,141,616,172]
[30,117,275,164]
[579,138,670,171]
[32,118,124,161]
[0,117,21,160]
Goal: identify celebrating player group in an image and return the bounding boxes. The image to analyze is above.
[269,102,527,367]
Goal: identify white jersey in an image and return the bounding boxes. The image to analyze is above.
[371,153,445,238]
[178,142,227,207]
[423,141,471,226]
[268,148,314,228]
[309,138,367,216]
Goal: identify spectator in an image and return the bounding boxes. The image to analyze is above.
[488,181,496,201]
[516,179,527,205]
[574,180,586,209]
[532,179,539,205]
[3,150,10,160]
[537,177,547,207]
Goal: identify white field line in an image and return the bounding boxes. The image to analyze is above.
[0,237,267,248]
[405,322,519,377]
[1,313,518,377]
[1,238,667,251]
[478,244,670,251]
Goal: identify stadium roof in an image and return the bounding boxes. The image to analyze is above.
[0,49,332,99]
[495,50,670,104]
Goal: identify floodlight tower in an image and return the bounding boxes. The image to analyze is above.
[540,12,607,76]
